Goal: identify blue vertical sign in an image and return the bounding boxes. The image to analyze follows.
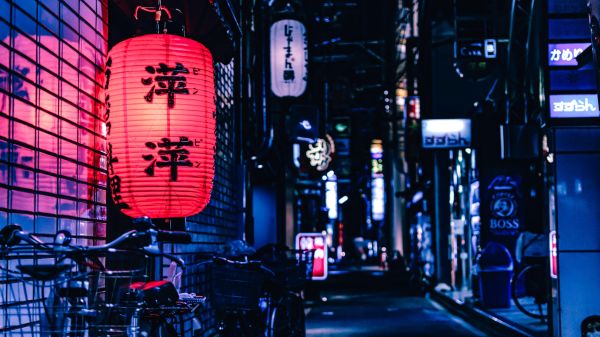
[547,1,598,119]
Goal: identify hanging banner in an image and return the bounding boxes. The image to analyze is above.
[296,232,328,280]
[270,19,308,97]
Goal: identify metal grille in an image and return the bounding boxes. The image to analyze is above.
[0,0,108,335]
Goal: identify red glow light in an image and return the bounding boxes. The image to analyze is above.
[105,34,216,219]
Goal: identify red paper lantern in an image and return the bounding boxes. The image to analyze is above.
[105,34,216,219]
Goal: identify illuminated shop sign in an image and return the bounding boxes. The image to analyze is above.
[325,172,338,220]
[270,19,308,97]
[548,43,589,66]
[296,233,328,281]
[455,39,497,59]
[549,94,600,118]
[371,140,385,221]
[422,119,471,149]
[371,178,385,221]
[306,135,335,171]
[550,230,557,279]
[407,96,420,119]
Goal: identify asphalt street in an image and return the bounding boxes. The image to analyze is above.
[305,269,489,337]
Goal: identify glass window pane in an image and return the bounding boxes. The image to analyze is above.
[60,156,76,177]
[0,113,8,138]
[58,197,76,216]
[12,97,35,121]
[60,4,78,30]
[38,130,58,153]
[36,215,57,234]
[39,6,59,34]
[16,0,36,18]
[0,187,7,208]
[0,0,10,21]
[13,120,35,146]
[10,212,34,231]
[0,18,9,41]
[12,166,34,189]
[37,193,57,214]
[11,144,35,168]
[13,8,36,35]
[38,151,58,174]
[37,171,57,194]
[11,190,34,212]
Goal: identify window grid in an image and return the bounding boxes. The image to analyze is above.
[0,1,107,333]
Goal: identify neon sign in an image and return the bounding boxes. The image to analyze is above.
[548,43,590,66]
[550,230,557,279]
[371,140,385,221]
[549,94,600,118]
[305,135,335,171]
[325,172,338,220]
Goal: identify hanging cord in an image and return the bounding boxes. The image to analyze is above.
[134,4,173,34]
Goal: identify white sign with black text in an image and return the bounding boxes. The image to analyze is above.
[422,119,471,149]
[270,19,308,97]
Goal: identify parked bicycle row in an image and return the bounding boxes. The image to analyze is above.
[0,217,314,337]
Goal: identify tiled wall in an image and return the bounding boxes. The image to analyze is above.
[0,0,108,334]
[168,61,243,337]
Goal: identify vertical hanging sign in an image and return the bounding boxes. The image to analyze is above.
[371,140,385,221]
[270,19,308,97]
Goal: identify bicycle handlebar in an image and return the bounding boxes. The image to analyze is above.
[0,220,191,267]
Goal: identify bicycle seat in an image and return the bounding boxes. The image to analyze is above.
[129,280,179,307]
[17,264,71,281]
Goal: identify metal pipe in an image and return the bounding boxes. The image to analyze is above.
[254,0,274,158]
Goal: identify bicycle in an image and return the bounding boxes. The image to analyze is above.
[254,244,313,337]
[0,217,204,337]
[203,243,312,337]
[511,232,549,321]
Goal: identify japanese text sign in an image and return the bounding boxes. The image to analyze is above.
[549,94,600,118]
[296,232,328,281]
[270,19,308,97]
[548,43,590,66]
[422,119,471,149]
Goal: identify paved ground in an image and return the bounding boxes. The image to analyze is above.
[305,268,489,337]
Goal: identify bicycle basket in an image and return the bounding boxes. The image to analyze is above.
[0,245,79,337]
[210,260,265,312]
[85,249,149,337]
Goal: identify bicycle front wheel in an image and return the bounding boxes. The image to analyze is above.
[511,264,548,320]
[269,294,306,337]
